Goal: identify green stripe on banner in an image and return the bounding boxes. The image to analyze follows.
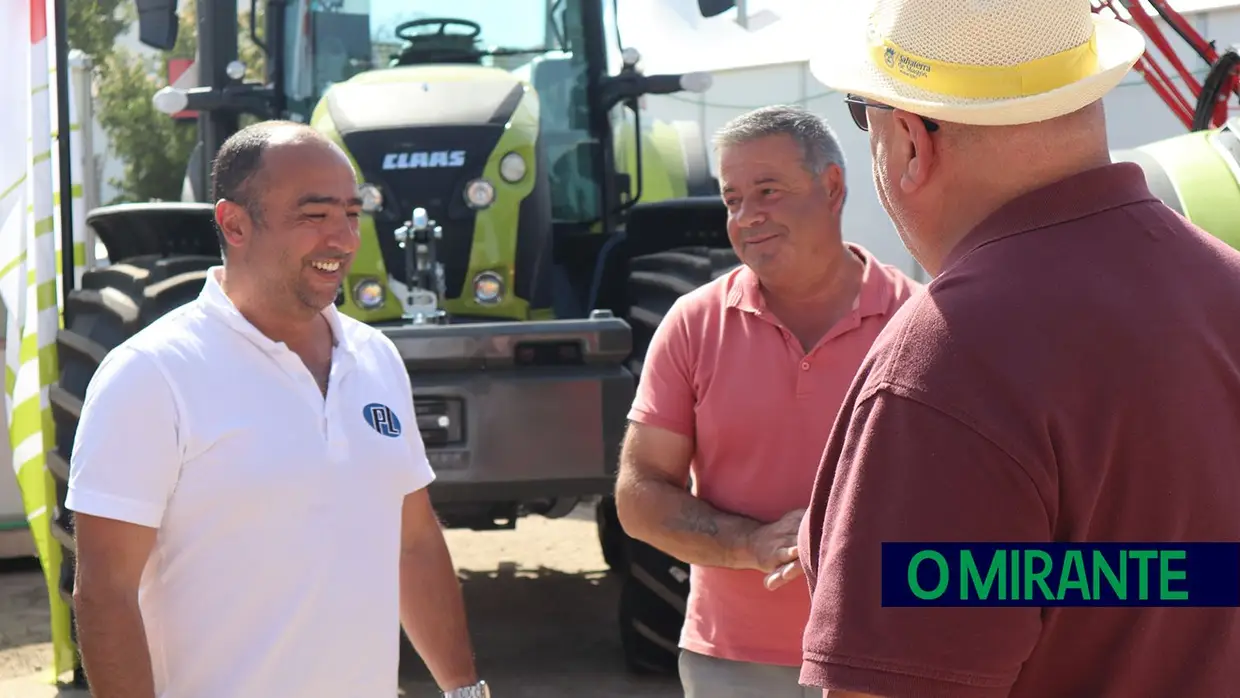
[0,254,23,281]
[37,279,59,313]
[52,184,83,205]
[14,444,74,680]
[55,243,87,273]
[0,174,26,202]
[9,396,46,452]
[17,333,60,391]
[49,124,82,139]
[33,215,54,236]
[0,238,82,284]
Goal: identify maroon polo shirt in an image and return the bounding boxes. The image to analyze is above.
[797,162,1240,698]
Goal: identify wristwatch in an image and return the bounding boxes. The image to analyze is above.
[443,680,489,698]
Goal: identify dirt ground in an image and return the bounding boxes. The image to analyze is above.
[0,501,683,697]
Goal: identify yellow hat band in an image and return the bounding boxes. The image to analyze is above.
[868,33,1101,100]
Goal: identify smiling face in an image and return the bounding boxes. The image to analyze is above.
[718,132,846,284]
[215,130,363,316]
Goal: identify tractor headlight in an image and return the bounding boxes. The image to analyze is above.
[352,278,386,310]
[499,151,527,183]
[359,183,383,213]
[464,178,495,209]
[472,271,504,305]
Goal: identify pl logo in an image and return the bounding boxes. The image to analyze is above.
[363,402,402,438]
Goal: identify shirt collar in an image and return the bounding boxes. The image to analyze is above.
[726,242,894,320]
[941,162,1159,272]
[198,266,354,356]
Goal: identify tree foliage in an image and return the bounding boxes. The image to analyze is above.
[66,0,129,61]
[67,0,267,204]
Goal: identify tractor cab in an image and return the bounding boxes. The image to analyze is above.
[147,0,713,325]
[263,0,684,322]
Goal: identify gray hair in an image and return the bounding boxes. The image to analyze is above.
[713,105,847,178]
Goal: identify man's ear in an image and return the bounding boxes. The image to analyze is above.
[214,199,251,249]
[818,163,847,215]
[891,110,936,195]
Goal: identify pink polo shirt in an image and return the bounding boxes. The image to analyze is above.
[627,243,921,667]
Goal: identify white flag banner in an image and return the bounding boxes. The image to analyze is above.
[0,0,83,681]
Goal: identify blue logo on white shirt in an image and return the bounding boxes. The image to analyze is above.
[363,403,402,437]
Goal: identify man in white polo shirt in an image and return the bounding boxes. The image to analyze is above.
[65,121,489,698]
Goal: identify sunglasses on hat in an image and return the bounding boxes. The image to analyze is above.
[844,94,940,133]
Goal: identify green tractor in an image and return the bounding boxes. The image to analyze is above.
[46,0,737,685]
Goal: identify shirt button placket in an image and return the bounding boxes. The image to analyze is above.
[795,357,813,398]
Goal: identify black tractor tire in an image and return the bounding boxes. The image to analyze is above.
[618,539,691,675]
[596,494,628,574]
[625,246,740,378]
[47,254,220,688]
[610,245,741,676]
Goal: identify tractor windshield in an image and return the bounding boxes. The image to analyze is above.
[283,0,578,114]
[370,0,564,66]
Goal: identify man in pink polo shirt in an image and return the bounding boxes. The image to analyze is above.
[613,104,921,695]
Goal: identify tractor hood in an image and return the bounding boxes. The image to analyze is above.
[324,65,528,134]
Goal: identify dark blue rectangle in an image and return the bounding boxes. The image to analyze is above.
[881,543,1240,607]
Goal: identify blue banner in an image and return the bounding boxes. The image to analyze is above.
[881,543,1240,607]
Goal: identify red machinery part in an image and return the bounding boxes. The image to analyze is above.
[1092,0,1240,130]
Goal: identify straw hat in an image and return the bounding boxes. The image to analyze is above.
[809,0,1147,126]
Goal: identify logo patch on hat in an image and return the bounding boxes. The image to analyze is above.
[363,402,402,438]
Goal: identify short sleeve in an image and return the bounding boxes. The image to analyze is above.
[626,297,696,437]
[800,387,1049,697]
[66,347,184,529]
[382,337,436,495]
[397,383,435,496]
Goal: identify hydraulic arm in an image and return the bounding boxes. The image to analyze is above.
[1092,0,1239,130]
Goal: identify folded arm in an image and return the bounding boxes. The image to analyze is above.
[615,420,767,570]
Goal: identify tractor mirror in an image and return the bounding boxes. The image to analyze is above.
[135,0,179,51]
[697,0,736,17]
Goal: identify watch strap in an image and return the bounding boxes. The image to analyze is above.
[444,680,489,698]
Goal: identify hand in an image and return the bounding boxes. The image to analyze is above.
[744,508,806,573]
[763,560,804,591]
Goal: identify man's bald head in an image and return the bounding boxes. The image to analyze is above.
[865,99,1113,275]
[210,121,345,245]
[937,101,1108,164]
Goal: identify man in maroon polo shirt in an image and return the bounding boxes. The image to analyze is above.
[795,1,1240,697]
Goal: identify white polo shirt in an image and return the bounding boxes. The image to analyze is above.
[66,267,435,698]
